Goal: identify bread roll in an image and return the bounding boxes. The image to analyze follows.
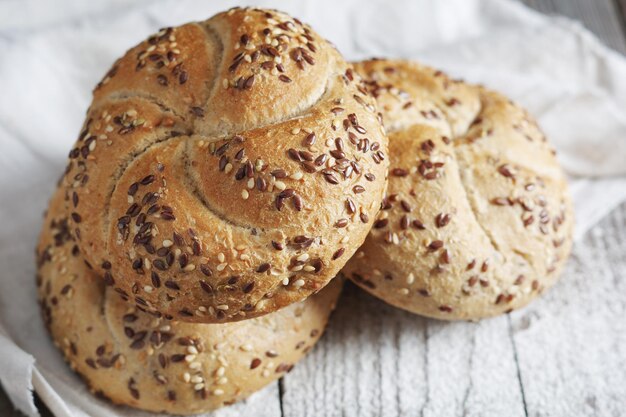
[344,59,573,320]
[37,187,342,415]
[62,7,387,323]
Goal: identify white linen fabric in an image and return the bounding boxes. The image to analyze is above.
[0,0,624,416]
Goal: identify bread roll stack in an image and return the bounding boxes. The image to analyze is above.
[35,7,574,415]
[36,7,388,414]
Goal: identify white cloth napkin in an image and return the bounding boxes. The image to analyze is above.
[0,0,625,416]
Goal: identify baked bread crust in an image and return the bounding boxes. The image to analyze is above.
[37,186,342,415]
[62,7,387,323]
[344,59,573,320]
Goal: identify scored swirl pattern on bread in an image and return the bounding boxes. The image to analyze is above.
[37,187,342,414]
[344,59,573,320]
[63,8,387,323]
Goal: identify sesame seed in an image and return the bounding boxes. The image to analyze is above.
[293,279,305,288]
[242,190,249,200]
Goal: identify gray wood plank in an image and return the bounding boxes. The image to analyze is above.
[0,387,18,417]
[616,0,626,37]
[521,0,626,54]
[0,390,53,417]
[280,284,525,417]
[509,203,626,416]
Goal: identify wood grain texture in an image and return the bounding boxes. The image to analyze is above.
[522,0,626,53]
[617,0,626,39]
[281,284,526,417]
[510,204,626,417]
[0,388,16,417]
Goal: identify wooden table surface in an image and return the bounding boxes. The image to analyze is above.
[2,0,625,416]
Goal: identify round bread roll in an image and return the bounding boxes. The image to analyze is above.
[36,187,342,415]
[343,59,573,320]
[61,7,387,323]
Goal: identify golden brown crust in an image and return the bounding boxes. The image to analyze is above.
[344,59,573,320]
[37,187,342,415]
[62,8,387,323]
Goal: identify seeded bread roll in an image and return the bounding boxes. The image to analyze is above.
[344,59,573,320]
[62,7,387,323]
[37,187,342,415]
